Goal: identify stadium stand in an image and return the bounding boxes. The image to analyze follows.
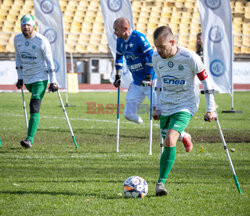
[0,0,249,55]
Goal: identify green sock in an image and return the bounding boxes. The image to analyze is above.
[27,113,39,144]
[158,146,176,186]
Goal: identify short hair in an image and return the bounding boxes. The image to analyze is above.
[153,26,174,41]
[197,32,202,38]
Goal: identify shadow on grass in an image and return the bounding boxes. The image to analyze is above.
[39,128,148,140]
[0,190,124,200]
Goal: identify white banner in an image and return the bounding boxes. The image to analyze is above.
[0,61,17,84]
[198,0,233,94]
[100,0,133,88]
[33,0,66,89]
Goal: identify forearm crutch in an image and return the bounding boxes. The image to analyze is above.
[116,87,121,152]
[215,114,242,194]
[149,84,153,155]
[21,88,29,131]
[57,90,78,148]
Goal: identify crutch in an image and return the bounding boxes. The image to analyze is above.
[21,88,29,131]
[57,90,78,148]
[116,86,121,152]
[149,84,153,155]
[205,113,242,194]
[160,132,164,154]
[215,115,242,193]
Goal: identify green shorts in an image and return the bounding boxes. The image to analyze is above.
[25,80,48,100]
[160,111,192,139]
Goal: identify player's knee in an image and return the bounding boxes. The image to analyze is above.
[30,99,41,113]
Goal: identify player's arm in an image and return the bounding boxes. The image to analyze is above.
[194,56,217,122]
[42,38,58,92]
[14,37,23,89]
[114,40,123,87]
[152,54,161,120]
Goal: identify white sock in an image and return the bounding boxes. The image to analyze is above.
[180,131,189,140]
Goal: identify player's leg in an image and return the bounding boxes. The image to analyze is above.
[156,111,192,196]
[20,80,48,148]
[180,131,193,152]
[124,83,145,124]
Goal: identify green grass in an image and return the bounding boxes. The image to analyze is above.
[0,91,249,216]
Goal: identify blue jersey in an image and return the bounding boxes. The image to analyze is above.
[115,30,155,86]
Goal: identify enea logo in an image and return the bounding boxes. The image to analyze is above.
[162,75,186,85]
[20,52,37,60]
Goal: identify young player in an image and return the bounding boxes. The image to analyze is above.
[113,17,193,149]
[14,14,58,148]
[152,26,217,196]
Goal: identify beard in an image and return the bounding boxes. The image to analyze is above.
[22,30,33,38]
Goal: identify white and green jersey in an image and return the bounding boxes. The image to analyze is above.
[14,31,57,84]
[153,46,215,116]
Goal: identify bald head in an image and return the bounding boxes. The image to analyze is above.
[113,17,131,40]
[114,17,130,28]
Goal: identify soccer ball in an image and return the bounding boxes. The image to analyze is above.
[123,176,148,198]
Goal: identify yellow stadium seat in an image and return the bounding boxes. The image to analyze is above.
[2,0,13,7]
[89,1,99,11]
[0,44,6,52]
[234,46,241,54]
[234,36,242,47]
[233,23,242,35]
[92,22,104,34]
[67,34,79,46]
[79,34,90,44]
[241,46,250,54]
[233,17,243,25]
[90,34,102,45]
[2,25,13,33]
[242,36,250,47]
[6,42,14,52]
[76,44,87,53]
[185,0,195,10]
[234,2,244,14]
[178,34,189,47]
[87,44,99,53]
[99,44,109,53]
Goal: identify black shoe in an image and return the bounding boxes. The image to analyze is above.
[20,139,32,148]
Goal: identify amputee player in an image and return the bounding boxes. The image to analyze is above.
[14,14,58,148]
[152,26,217,196]
[113,17,193,147]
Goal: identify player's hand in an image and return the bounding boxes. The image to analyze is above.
[48,83,58,92]
[114,75,121,88]
[204,111,217,122]
[16,79,23,89]
[141,74,152,87]
[153,109,161,120]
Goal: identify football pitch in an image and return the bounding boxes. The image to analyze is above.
[0,91,249,216]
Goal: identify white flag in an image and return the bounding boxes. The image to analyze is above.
[33,0,66,89]
[100,0,133,88]
[198,0,233,94]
